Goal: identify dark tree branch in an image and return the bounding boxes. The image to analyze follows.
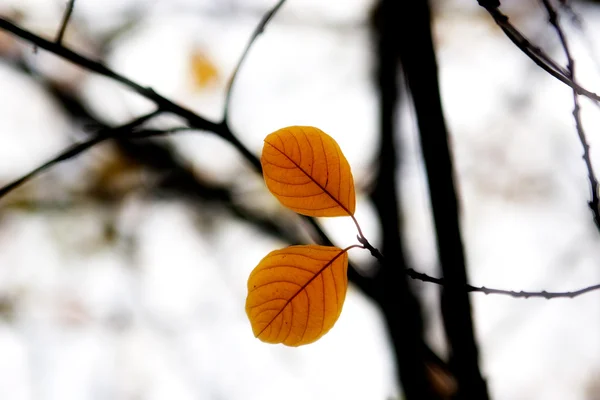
[0,14,599,302]
[397,1,489,399]
[0,10,376,301]
[45,82,313,270]
[0,110,161,198]
[0,18,246,153]
[223,0,286,123]
[370,1,444,398]
[477,1,600,104]
[4,5,600,398]
[0,16,261,174]
[540,0,600,230]
[1,11,599,303]
[56,0,76,45]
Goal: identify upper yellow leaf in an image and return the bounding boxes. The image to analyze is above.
[245,245,349,346]
[261,126,356,217]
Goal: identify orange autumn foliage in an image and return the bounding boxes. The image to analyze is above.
[245,245,349,346]
[246,126,357,346]
[261,126,356,217]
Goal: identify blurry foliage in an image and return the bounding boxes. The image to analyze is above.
[189,49,219,89]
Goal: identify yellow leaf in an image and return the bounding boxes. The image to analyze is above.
[245,245,349,346]
[261,126,356,217]
[190,49,218,89]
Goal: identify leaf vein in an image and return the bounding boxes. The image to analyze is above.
[320,273,325,336]
[330,267,338,312]
[262,158,300,170]
[300,290,310,344]
[266,187,331,199]
[256,264,323,275]
[286,204,341,212]
[264,174,313,186]
[250,279,303,292]
[283,301,294,343]
[254,248,348,341]
[264,140,352,216]
[248,297,291,312]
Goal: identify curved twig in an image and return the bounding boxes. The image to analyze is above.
[1,12,599,300]
[56,0,76,44]
[0,110,161,198]
[539,0,600,230]
[478,2,600,103]
[222,0,286,123]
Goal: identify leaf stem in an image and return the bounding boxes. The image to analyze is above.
[350,214,364,238]
[350,214,384,261]
[344,243,366,253]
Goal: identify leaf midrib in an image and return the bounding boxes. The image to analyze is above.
[265,140,352,216]
[254,248,347,343]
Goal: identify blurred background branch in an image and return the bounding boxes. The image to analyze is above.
[398,1,488,399]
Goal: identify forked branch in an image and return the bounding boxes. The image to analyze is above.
[539,0,600,229]
[0,6,599,300]
[0,110,161,198]
[477,0,600,103]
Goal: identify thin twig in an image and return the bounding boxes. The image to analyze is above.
[222,0,286,123]
[0,110,161,198]
[0,18,223,134]
[559,3,600,77]
[0,8,370,309]
[405,268,600,299]
[2,12,599,301]
[0,17,260,171]
[354,229,600,299]
[477,1,600,104]
[353,242,600,299]
[56,0,76,44]
[540,0,600,230]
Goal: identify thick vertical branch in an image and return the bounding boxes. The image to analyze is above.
[396,1,489,399]
[369,1,441,399]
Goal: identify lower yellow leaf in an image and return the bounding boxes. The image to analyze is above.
[245,245,349,346]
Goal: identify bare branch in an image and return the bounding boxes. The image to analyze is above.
[406,268,600,299]
[358,217,600,298]
[0,18,223,134]
[0,17,261,171]
[0,110,161,199]
[1,11,597,301]
[539,0,600,230]
[222,0,286,123]
[56,0,76,44]
[477,1,600,104]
